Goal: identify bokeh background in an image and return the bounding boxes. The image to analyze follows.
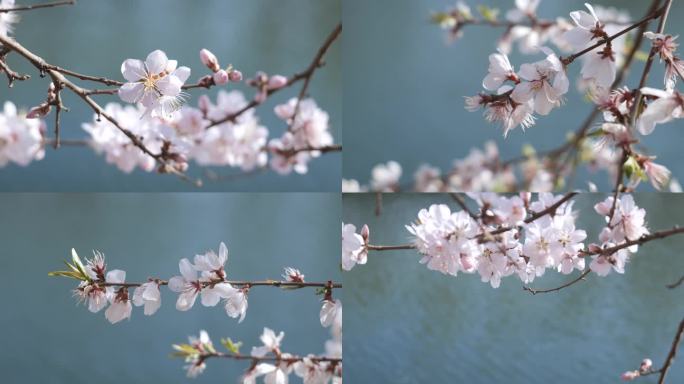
[0,0,341,191]
[343,0,684,191]
[0,193,341,383]
[343,193,684,383]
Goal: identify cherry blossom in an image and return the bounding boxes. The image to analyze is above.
[0,0,17,38]
[194,242,234,307]
[168,258,202,311]
[636,87,684,135]
[223,285,248,322]
[118,50,191,117]
[0,101,46,167]
[644,32,684,89]
[563,3,617,89]
[342,223,367,271]
[511,47,569,115]
[483,50,518,91]
[103,269,132,324]
[282,267,305,283]
[269,97,333,175]
[370,161,402,191]
[251,327,284,358]
[406,204,478,276]
[132,281,162,316]
[320,299,341,328]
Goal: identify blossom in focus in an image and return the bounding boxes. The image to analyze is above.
[118,50,191,117]
[132,281,162,316]
[168,258,202,311]
[103,270,132,324]
[194,242,235,307]
[0,101,45,167]
[223,285,248,322]
[563,3,616,88]
[636,87,683,135]
[483,50,518,91]
[342,223,367,271]
[511,47,569,115]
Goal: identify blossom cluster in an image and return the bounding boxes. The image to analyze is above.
[2,47,335,178]
[343,193,651,289]
[57,242,323,325]
[461,1,636,136]
[342,140,636,193]
[175,322,342,383]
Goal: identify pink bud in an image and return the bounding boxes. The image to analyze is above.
[199,49,220,72]
[213,70,229,85]
[228,70,243,82]
[621,371,639,381]
[268,74,288,90]
[639,358,653,373]
[361,224,370,243]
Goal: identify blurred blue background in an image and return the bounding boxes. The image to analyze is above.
[0,0,341,191]
[343,0,684,190]
[343,193,684,383]
[0,193,341,383]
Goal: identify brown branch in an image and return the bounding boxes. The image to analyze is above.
[0,57,30,87]
[0,0,74,13]
[657,316,684,383]
[0,34,198,185]
[450,193,478,220]
[667,275,684,289]
[273,144,342,157]
[580,226,684,257]
[366,244,416,251]
[561,4,668,65]
[199,351,341,364]
[523,270,591,295]
[98,279,342,289]
[286,23,342,132]
[631,0,673,126]
[206,23,342,129]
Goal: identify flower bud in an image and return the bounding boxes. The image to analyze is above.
[213,69,229,85]
[361,224,370,243]
[268,74,288,90]
[228,69,243,82]
[639,358,653,373]
[621,370,639,381]
[199,49,220,72]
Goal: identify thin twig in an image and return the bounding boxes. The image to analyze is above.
[666,275,684,289]
[0,0,74,13]
[523,270,591,295]
[206,23,342,129]
[199,351,341,364]
[99,279,342,289]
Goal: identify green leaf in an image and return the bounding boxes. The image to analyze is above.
[220,338,242,354]
[71,249,89,279]
[47,270,83,279]
[477,5,499,22]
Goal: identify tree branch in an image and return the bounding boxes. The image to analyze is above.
[0,0,74,13]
